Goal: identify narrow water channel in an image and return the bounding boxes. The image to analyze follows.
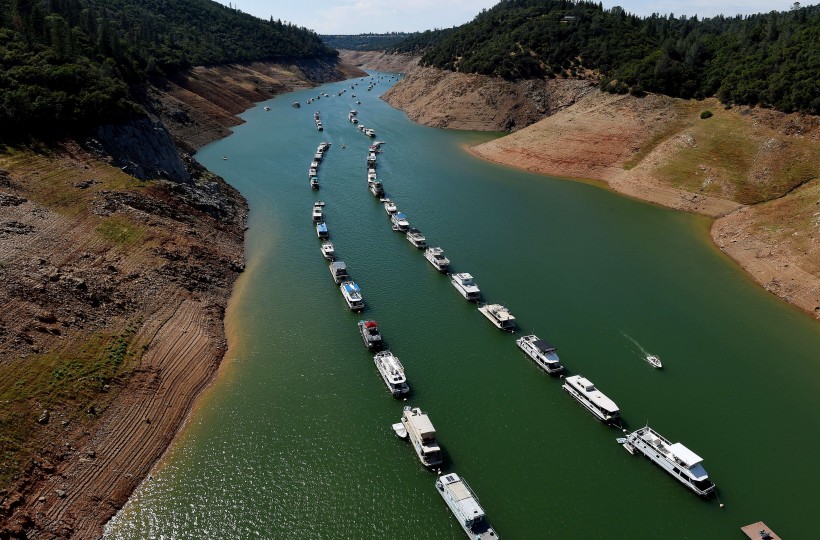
[104,73,820,539]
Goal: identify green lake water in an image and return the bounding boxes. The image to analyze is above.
[104,73,820,539]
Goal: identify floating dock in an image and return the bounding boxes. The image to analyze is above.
[741,521,781,540]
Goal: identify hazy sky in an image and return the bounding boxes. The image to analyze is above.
[218,1,808,33]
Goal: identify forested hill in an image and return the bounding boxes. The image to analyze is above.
[321,33,415,51]
[403,0,819,114]
[0,0,336,138]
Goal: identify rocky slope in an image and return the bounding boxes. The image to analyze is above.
[0,57,364,538]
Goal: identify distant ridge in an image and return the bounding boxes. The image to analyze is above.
[0,0,336,138]
[390,0,819,114]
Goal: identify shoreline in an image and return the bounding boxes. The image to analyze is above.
[465,143,819,320]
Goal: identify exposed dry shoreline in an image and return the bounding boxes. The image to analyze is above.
[343,50,819,319]
[0,58,366,539]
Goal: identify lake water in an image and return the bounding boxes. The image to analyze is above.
[104,73,820,539]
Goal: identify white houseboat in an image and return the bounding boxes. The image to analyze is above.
[400,406,443,468]
[618,425,716,496]
[406,228,427,248]
[516,335,564,374]
[391,212,410,232]
[424,247,450,272]
[340,281,364,311]
[562,375,620,424]
[450,273,481,301]
[436,473,500,540]
[374,351,410,396]
[477,304,516,331]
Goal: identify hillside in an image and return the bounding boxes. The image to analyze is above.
[399,0,819,114]
[0,0,337,137]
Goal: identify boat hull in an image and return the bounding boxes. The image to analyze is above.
[561,382,619,424]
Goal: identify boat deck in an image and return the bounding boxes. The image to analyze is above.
[741,522,781,540]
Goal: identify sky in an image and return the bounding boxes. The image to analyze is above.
[217,1,809,34]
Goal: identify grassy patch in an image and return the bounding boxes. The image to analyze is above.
[654,110,758,201]
[0,144,143,216]
[96,217,146,247]
[0,327,142,486]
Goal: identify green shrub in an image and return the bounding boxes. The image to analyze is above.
[700,110,713,119]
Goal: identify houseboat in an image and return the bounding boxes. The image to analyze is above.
[391,212,410,232]
[340,281,364,311]
[315,221,328,239]
[329,261,348,284]
[450,273,480,301]
[436,473,500,540]
[320,241,335,260]
[515,335,564,374]
[406,228,427,249]
[562,375,620,424]
[374,351,410,396]
[424,247,450,272]
[618,425,716,496]
[400,406,443,468]
[358,320,383,350]
[477,304,515,331]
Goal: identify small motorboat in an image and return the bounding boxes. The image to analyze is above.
[310,178,319,190]
[392,422,408,439]
[646,355,663,368]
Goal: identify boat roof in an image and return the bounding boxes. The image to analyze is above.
[342,281,360,293]
[316,222,327,229]
[566,375,619,412]
[533,339,556,353]
[363,320,378,328]
[668,442,703,467]
[394,213,407,219]
[330,261,346,270]
[454,272,473,280]
[440,474,485,520]
[407,412,436,438]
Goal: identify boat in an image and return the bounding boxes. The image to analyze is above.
[515,335,564,374]
[310,160,319,169]
[406,228,427,249]
[313,200,325,207]
[424,247,450,272]
[374,351,410,396]
[436,473,500,540]
[369,181,385,197]
[316,122,323,131]
[313,152,323,161]
[312,205,323,221]
[357,320,383,350]
[391,212,409,232]
[340,281,364,311]
[315,221,328,239]
[562,374,620,424]
[267,105,274,110]
[350,109,357,115]
[329,261,348,284]
[450,273,481,301]
[392,423,408,439]
[477,304,515,331]
[646,354,663,368]
[618,425,716,496]
[308,168,317,177]
[320,241,335,260]
[400,406,443,468]
[364,128,376,137]
[310,178,319,190]
[383,199,397,214]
